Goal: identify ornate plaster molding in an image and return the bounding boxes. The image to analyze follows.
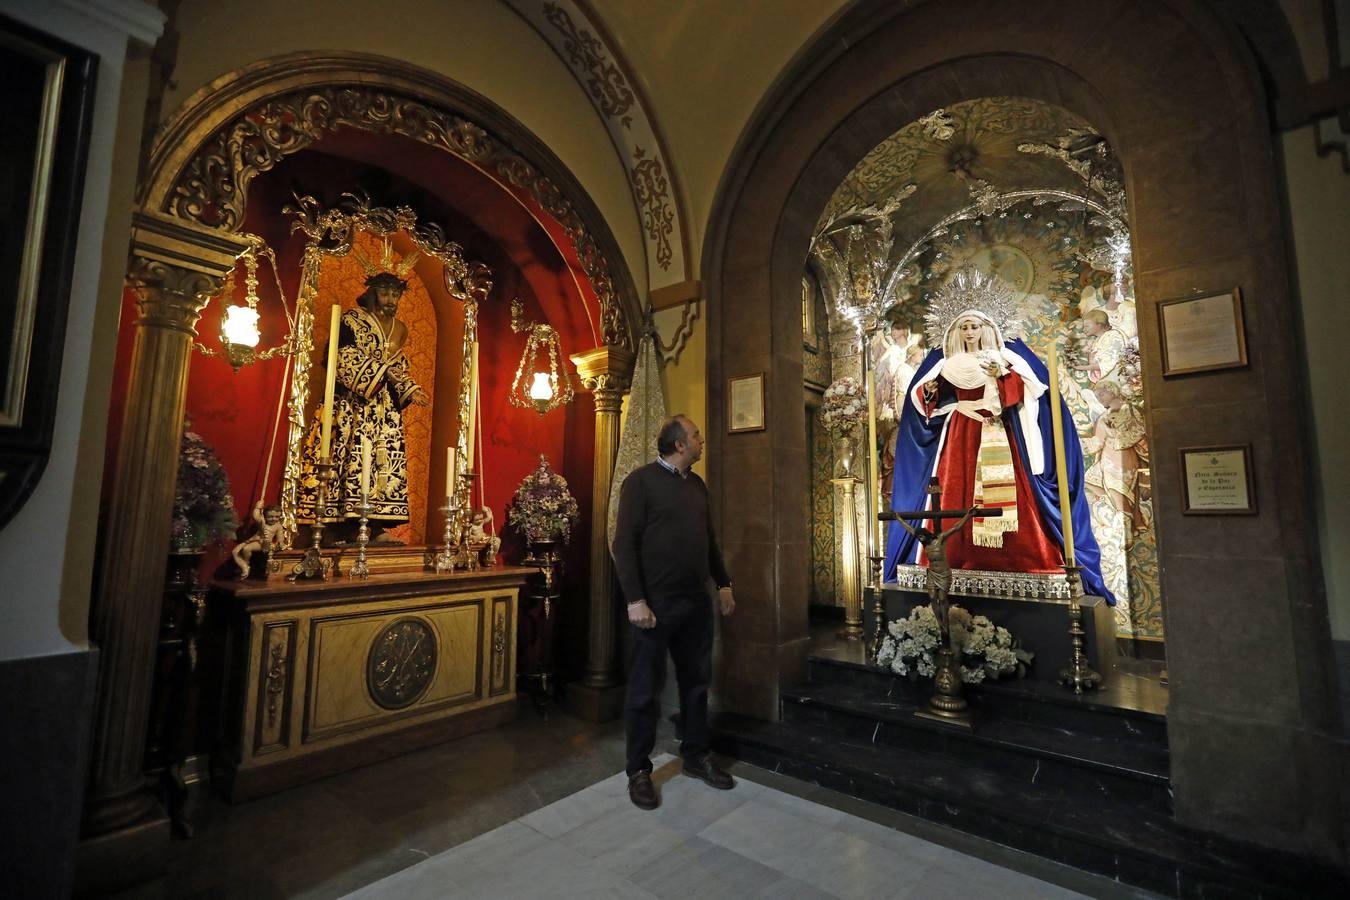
[504,0,691,288]
[137,52,639,351]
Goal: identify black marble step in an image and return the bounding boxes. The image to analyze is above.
[712,713,1348,899]
[808,654,1169,746]
[781,681,1170,809]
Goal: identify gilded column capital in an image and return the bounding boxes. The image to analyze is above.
[126,210,251,336]
[570,346,634,402]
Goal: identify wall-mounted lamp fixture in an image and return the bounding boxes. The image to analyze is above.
[509,297,574,416]
[193,235,296,372]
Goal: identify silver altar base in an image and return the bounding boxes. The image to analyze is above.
[889,565,1072,603]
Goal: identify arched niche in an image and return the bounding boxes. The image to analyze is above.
[703,0,1339,858]
[85,51,639,836]
[137,50,639,351]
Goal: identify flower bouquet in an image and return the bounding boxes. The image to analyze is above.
[507,455,580,545]
[820,377,867,438]
[170,427,239,550]
[875,604,1032,684]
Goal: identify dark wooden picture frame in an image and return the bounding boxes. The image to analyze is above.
[0,18,98,533]
[1158,287,1248,377]
[1179,444,1256,515]
[727,373,766,433]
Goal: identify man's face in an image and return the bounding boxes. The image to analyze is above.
[676,416,705,466]
[374,285,402,316]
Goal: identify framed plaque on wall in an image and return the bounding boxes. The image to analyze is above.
[728,373,765,433]
[1158,288,1248,377]
[1180,445,1256,515]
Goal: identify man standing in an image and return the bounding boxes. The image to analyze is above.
[611,415,736,810]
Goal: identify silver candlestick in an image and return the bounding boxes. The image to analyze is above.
[349,491,371,579]
[434,495,459,574]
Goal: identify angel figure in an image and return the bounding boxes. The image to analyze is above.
[468,506,502,560]
[232,501,284,579]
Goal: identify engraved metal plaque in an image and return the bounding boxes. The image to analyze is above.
[366,617,438,709]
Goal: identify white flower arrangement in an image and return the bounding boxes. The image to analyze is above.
[874,604,1032,684]
[820,377,867,437]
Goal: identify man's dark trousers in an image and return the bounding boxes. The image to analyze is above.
[624,593,714,777]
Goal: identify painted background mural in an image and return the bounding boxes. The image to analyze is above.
[806,97,1162,641]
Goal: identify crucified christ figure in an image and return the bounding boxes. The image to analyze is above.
[894,506,979,634]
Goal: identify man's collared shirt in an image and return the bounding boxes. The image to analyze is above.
[655,455,687,479]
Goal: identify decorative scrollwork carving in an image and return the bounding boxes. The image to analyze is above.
[367,618,438,710]
[168,85,629,350]
[542,1,635,123]
[631,147,674,271]
[265,639,288,728]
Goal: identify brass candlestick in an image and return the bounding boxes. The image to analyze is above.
[291,459,335,581]
[868,553,887,660]
[455,471,479,571]
[349,491,371,580]
[1059,563,1102,693]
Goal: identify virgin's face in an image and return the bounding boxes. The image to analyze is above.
[958,317,983,349]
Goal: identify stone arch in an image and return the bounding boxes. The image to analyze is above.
[704,0,1341,858]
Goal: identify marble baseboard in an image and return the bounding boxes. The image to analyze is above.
[0,646,99,899]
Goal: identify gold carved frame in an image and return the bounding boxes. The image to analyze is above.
[278,195,493,543]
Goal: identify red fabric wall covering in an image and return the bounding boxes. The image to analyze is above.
[101,134,603,619]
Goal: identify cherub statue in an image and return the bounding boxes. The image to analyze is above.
[894,506,978,633]
[233,501,285,579]
[467,506,502,561]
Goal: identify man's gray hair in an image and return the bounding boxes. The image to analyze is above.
[657,415,689,457]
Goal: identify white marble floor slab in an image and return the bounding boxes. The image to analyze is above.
[341,754,1101,900]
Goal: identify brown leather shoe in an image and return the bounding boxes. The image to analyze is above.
[628,771,659,810]
[683,754,734,790]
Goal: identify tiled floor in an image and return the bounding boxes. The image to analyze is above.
[122,699,1158,899]
[344,754,1107,900]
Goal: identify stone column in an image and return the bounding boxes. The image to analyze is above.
[567,346,633,721]
[81,213,246,873]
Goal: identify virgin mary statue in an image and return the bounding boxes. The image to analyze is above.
[885,268,1114,603]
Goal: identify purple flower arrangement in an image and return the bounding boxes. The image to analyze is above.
[170,427,239,550]
[507,455,580,545]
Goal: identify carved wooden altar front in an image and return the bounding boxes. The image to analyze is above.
[211,567,531,801]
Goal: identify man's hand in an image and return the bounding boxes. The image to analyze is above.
[718,587,735,616]
[628,600,657,629]
[410,389,431,408]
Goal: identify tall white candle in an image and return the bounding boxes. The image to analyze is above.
[360,435,371,498]
[465,341,480,469]
[1047,345,1076,565]
[864,358,881,558]
[446,447,457,499]
[320,304,341,459]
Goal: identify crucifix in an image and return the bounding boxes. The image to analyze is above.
[883,477,1002,727]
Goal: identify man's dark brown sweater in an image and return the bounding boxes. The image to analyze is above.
[611,461,731,606]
